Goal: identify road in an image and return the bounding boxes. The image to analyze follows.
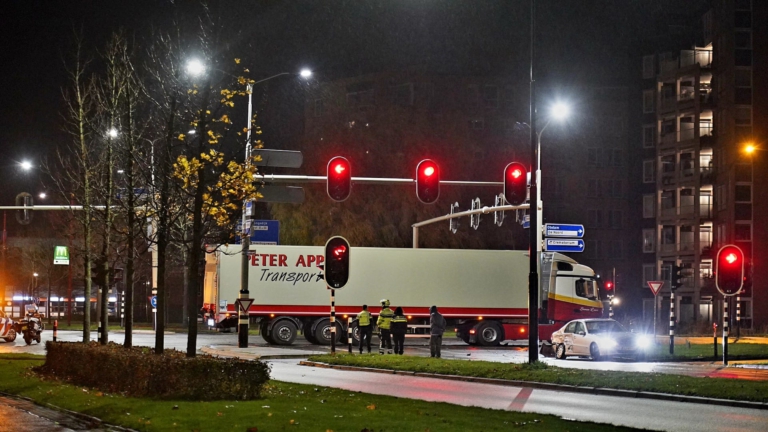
[3,330,768,381]
[271,359,768,432]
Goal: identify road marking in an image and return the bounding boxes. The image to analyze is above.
[507,387,533,411]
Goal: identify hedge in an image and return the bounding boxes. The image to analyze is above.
[36,342,270,400]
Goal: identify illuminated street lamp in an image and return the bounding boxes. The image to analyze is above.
[20,160,33,171]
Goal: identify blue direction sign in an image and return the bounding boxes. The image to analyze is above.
[545,224,585,238]
[544,239,585,253]
[150,296,157,308]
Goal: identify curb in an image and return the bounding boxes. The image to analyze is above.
[0,391,137,432]
[298,361,768,411]
[200,346,317,361]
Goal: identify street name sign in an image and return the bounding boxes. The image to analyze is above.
[648,281,664,296]
[544,239,585,253]
[545,223,585,238]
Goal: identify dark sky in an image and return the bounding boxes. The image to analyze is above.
[0,0,705,205]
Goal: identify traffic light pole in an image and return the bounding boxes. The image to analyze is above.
[528,0,539,364]
[723,297,729,365]
[239,83,254,349]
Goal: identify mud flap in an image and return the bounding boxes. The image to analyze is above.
[539,340,555,358]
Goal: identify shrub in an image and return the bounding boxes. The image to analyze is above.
[36,342,270,400]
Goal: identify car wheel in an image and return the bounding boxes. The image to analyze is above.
[590,342,601,361]
[555,343,567,360]
[4,329,16,343]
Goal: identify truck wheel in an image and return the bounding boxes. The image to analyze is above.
[555,343,567,360]
[303,321,318,343]
[271,320,297,346]
[260,320,275,344]
[313,319,344,345]
[476,321,503,346]
[3,329,16,343]
[349,322,361,346]
[590,343,601,361]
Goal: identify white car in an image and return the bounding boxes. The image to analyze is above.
[0,310,17,342]
[551,318,651,361]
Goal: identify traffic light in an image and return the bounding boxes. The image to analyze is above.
[715,244,744,295]
[324,236,350,289]
[672,264,684,290]
[604,281,613,292]
[503,162,528,206]
[416,159,440,204]
[327,156,351,202]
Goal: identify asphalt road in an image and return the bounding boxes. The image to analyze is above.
[271,359,768,432]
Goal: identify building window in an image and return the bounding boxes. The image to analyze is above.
[735,107,752,125]
[588,209,602,227]
[716,184,727,211]
[643,194,655,218]
[611,180,623,198]
[643,124,656,148]
[735,0,751,11]
[643,264,656,284]
[610,241,624,259]
[735,31,752,49]
[608,210,623,229]
[469,119,484,130]
[643,89,655,113]
[313,99,324,117]
[611,149,623,166]
[735,223,752,241]
[643,229,655,253]
[642,55,655,79]
[483,85,498,108]
[735,184,752,202]
[587,148,599,166]
[643,160,655,183]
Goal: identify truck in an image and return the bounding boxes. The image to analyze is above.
[203,245,603,346]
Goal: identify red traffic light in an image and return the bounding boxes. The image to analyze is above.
[715,244,744,295]
[503,162,528,206]
[605,282,613,290]
[324,236,351,289]
[327,156,351,202]
[416,159,440,204]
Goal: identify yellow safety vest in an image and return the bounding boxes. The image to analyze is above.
[377,307,394,330]
[357,310,372,326]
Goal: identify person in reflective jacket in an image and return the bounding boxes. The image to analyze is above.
[356,305,373,354]
[377,299,394,354]
[390,307,408,355]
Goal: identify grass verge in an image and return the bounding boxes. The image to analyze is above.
[639,339,768,361]
[0,354,640,431]
[307,353,768,403]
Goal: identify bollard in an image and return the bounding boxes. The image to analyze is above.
[723,299,729,365]
[348,317,352,353]
[53,320,58,342]
[713,322,718,358]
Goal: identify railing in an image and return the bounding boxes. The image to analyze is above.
[659,243,676,253]
[662,49,713,73]
[661,206,677,218]
[660,123,713,144]
[679,241,696,252]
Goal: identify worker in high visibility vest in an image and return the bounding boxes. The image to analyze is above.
[356,304,373,354]
[377,299,394,354]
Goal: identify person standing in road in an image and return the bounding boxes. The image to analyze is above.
[391,307,408,355]
[377,299,394,354]
[356,304,373,354]
[429,305,446,358]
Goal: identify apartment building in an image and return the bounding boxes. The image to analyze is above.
[641,0,767,330]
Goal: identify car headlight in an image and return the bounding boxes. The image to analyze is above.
[636,335,651,349]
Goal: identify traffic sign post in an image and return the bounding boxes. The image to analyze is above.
[543,239,585,253]
[544,224,585,238]
[648,281,664,338]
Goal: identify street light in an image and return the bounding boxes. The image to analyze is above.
[20,160,33,171]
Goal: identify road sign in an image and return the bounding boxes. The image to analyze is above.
[150,296,157,308]
[253,149,303,168]
[648,281,664,296]
[53,246,70,265]
[259,185,305,204]
[545,224,585,238]
[235,298,253,314]
[245,200,254,217]
[236,220,280,245]
[544,239,585,253]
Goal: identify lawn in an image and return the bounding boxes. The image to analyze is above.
[640,338,768,361]
[0,354,640,432]
[307,353,768,403]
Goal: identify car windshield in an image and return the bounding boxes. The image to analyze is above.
[585,320,626,334]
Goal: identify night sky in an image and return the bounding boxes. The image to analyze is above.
[0,0,704,207]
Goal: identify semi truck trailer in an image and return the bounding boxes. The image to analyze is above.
[203,245,603,346]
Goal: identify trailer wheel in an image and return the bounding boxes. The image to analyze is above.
[260,320,275,344]
[349,321,361,346]
[271,320,297,346]
[303,321,318,343]
[313,319,344,345]
[476,321,503,346]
